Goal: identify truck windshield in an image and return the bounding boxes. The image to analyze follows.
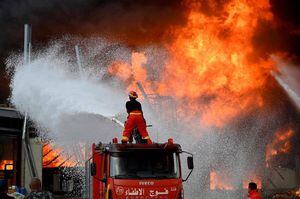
[110,151,180,179]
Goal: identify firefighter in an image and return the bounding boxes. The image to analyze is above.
[121,91,152,144]
[248,182,262,199]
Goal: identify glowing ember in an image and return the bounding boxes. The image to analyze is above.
[109,0,274,127]
[296,188,300,196]
[43,143,77,168]
[0,160,13,170]
[210,171,234,190]
[265,128,294,167]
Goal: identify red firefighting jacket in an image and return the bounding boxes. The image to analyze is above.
[248,190,262,199]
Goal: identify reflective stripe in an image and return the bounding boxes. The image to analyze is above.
[129,112,142,115]
[122,136,129,141]
[106,184,110,199]
[143,136,150,139]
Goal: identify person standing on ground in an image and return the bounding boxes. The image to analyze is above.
[25,177,54,199]
[248,182,262,199]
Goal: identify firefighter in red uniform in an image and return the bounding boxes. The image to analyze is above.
[248,182,262,199]
[121,91,152,144]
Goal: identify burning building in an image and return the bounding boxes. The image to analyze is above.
[2,0,300,198]
[0,106,85,198]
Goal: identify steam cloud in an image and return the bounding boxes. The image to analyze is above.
[7,41,126,144]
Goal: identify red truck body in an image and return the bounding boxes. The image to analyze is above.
[91,139,192,199]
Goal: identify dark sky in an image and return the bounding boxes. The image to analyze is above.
[0,0,299,103]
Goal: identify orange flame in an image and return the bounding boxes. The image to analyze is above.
[109,0,274,128]
[265,128,294,166]
[43,143,77,168]
[210,171,262,190]
[210,171,234,190]
[0,160,13,170]
[296,188,300,196]
[109,52,152,96]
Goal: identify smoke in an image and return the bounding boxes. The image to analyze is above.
[1,0,300,102]
[0,0,188,102]
[0,0,187,59]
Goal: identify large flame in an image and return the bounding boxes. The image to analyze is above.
[108,0,274,127]
[43,143,77,168]
[265,128,294,167]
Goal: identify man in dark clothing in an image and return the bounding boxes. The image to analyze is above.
[0,179,14,199]
[122,91,152,144]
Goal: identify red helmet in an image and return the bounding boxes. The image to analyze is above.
[129,91,138,99]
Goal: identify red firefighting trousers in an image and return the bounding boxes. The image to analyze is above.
[122,111,150,142]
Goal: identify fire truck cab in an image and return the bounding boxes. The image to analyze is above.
[90,138,193,199]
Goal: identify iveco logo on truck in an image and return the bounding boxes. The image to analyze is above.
[139,181,154,186]
[88,138,194,199]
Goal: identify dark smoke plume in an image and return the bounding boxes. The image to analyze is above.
[1,0,300,103]
[0,0,187,102]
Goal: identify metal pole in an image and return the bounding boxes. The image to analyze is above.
[28,43,31,63]
[22,24,37,179]
[75,45,83,73]
[23,24,32,65]
[24,24,29,64]
[136,82,150,102]
[21,24,30,187]
[22,24,31,140]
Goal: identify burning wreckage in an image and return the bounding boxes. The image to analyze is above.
[1,0,300,198]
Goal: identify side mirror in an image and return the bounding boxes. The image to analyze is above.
[187,156,194,170]
[182,152,194,182]
[90,163,96,176]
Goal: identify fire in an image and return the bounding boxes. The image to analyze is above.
[109,52,153,96]
[0,160,13,170]
[108,0,274,127]
[210,171,262,190]
[43,143,77,168]
[296,188,300,196]
[265,128,294,166]
[210,171,234,190]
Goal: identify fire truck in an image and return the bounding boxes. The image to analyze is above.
[89,138,194,199]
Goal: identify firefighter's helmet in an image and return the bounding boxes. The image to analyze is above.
[129,91,138,99]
